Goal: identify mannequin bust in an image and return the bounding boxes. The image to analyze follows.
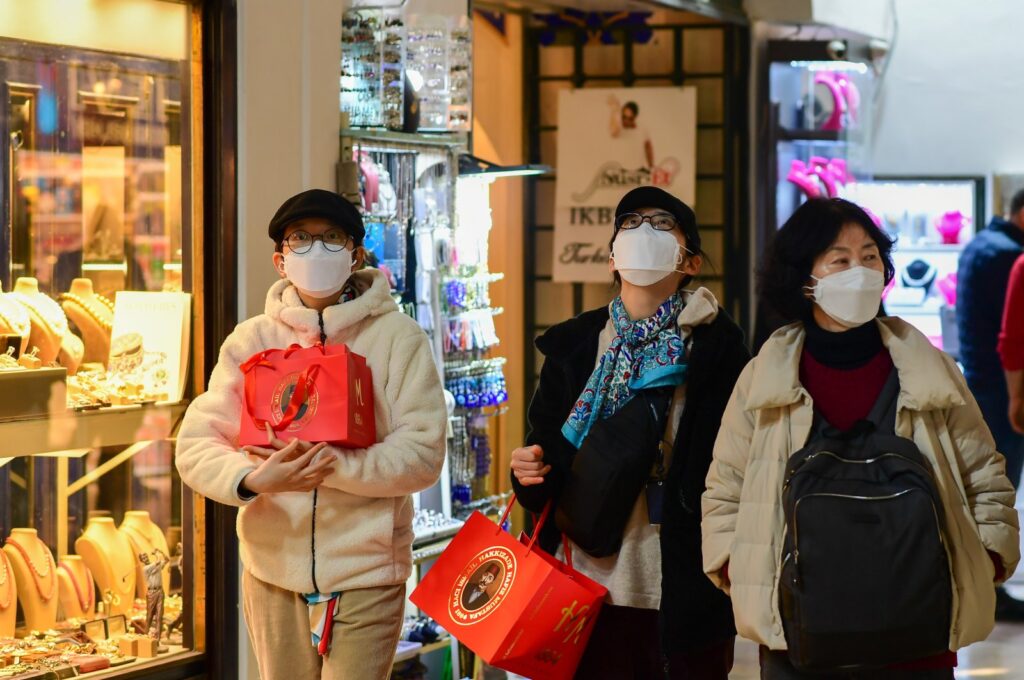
[11,277,69,364]
[75,518,136,616]
[0,284,31,354]
[57,555,96,621]
[59,278,114,366]
[120,511,170,597]
[0,548,16,638]
[3,528,58,632]
[58,331,85,375]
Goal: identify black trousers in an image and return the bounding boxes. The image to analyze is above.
[574,603,734,680]
[759,649,954,680]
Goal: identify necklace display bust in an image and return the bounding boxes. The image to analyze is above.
[57,555,96,620]
[0,284,31,354]
[59,278,114,366]
[120,511,170,597]
[74,518,136,616]
[3,528,58,632]
[0,548,16,637]
[10,277,68,364]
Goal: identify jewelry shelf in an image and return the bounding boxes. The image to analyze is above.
[0,401,188,458]
[341,127,468,150]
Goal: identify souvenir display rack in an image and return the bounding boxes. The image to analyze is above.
[341,3,472,133]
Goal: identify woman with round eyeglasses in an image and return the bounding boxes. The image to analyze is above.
[511,186,749,678]
[176,189,447,680]
[702,198,1019,679]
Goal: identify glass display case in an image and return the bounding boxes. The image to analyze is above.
[341,0,471,133]
[0,2,227,677]
[845,176,986,356]
[759,39,878,239]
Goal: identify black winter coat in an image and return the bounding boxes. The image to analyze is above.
[511,303,750,654]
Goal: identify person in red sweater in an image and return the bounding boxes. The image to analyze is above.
[703,198,1019,680]
[999,253,1024,436]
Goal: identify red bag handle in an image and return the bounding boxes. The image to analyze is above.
[497,494,573,567]
[242,344,324,438]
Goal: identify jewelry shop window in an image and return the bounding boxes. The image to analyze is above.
[0,1,205,677]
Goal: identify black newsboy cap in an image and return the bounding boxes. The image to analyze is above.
[615,186,700,253]
[268,189,365,244]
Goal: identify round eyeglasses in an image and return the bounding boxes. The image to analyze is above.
[614,212,679,231]
[283,229,352,254]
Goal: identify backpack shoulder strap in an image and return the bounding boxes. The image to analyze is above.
[865,367,900,435]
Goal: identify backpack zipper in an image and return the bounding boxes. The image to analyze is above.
[784,451,932,490]
[791,488,917,568]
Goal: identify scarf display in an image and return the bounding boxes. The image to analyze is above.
[561,293,688,448]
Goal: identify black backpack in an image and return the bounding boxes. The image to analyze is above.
[779,369,953,671]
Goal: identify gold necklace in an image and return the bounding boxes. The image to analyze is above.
[11,292,68,338]
[121,524,157,555]
[0,297,30,335]
[5,536,57,602]
[59,293,113,332]
[0,552,12,610]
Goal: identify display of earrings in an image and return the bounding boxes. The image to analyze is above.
[341,9,404,129]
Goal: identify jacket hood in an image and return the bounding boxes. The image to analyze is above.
[746,316,967,413]
[265,268,400,340]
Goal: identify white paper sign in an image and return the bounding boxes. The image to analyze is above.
[109,292,192,403]
[554,87,697,282]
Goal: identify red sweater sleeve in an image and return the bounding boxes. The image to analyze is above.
[998,254,1024,371]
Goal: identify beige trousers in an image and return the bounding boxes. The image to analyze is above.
[242,570,406,680]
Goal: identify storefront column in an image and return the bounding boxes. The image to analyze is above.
[237,0,345,321]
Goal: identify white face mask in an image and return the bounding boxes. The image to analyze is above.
[283,241,353,298]
[806,266,885,328]
[611,224,686,287]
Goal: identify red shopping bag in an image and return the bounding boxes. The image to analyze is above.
[410,497,607,680]
[238,343,375,448]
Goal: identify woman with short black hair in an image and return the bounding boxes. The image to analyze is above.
[702,197,1020,679]
[511,186,749,679]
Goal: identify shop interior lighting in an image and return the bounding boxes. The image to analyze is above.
[458,153,551,179]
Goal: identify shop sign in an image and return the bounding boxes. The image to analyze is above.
[553,87,696,283]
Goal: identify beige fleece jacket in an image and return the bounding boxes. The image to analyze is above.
[702,317,1020,651]
[176,269,447,594]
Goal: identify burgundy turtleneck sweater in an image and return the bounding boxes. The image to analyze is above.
[799,317,957,671]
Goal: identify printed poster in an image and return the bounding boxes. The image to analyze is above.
[553,87,697,282]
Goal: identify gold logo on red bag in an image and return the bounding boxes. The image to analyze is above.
[554,600,592,645]
[448,547,516,626]
[271,372,320,432]
[354,378,365,407]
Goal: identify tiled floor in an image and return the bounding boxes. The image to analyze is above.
[729,624,1024,679]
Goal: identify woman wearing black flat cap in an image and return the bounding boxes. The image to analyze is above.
[177,189,446,679]
[510,186,748,678]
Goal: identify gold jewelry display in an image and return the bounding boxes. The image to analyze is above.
[75,518,136,616]
[59,292,113,332]
[0,550,12,611]
[11,278,68,364]
[58,558,95,613]
[5,535,57,602]
[0,347,24,372]
[120,511,171,598]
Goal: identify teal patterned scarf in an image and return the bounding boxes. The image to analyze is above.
[561,294,688,448]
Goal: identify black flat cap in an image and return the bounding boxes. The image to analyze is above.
[615,186,700,253]
[268,189,365,244]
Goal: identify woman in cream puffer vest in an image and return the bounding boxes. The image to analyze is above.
[702,198,1020,676]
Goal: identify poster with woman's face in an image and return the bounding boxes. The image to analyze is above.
[460,559,505,611]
